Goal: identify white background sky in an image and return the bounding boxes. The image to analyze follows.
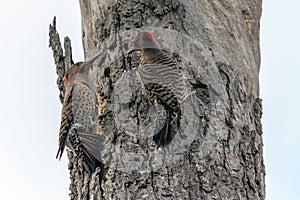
[0,0,298,199]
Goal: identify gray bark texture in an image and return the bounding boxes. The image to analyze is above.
[49,0,265,199]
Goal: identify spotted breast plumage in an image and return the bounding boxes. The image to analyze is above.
[56,61,103,173]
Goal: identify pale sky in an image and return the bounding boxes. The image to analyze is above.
[0,0,298,199]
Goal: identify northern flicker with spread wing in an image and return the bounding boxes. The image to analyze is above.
[56,61,103,173]
[129,31,186,146]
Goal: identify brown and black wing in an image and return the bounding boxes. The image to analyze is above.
[56,87,74,160]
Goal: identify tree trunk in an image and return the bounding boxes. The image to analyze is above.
[50,0,264,199]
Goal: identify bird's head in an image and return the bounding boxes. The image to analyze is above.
[128,31,161,54]
[64,62,84,85]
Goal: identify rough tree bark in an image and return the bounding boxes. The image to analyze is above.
[50,0,264,199]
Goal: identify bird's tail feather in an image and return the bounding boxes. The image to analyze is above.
[78,132,106,178]
[153,112,172,147]
[80,147,98,173]
[78,132,104,163]
[67,129,104,174]
[56,136,66,160]
[153,108,181,147]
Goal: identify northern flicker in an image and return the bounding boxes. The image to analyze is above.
[56,61,103,173]
[129,31,186,147]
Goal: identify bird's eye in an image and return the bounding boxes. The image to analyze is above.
[64,74,69,84]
